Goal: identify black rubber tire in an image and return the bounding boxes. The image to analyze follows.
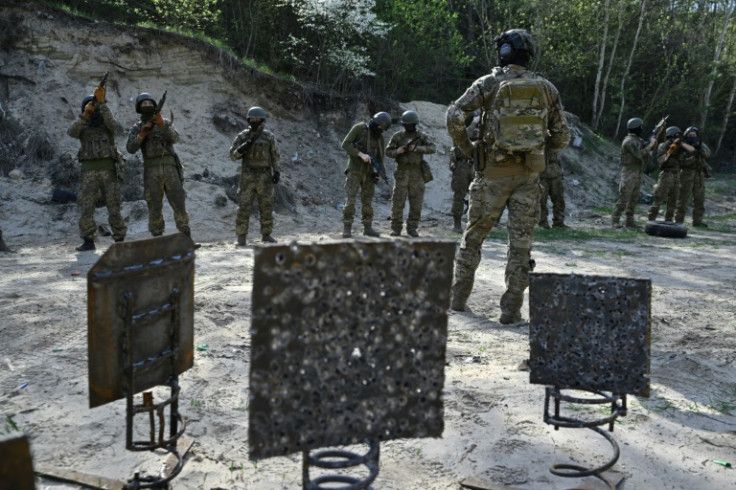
[644,220,688,238]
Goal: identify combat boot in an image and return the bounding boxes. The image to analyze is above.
[262,234,277,243]
[76,238,95,252]
[611,216,622,229]
[236,235,246,247]
[538,220,550,229]
[407,229,419,237]
[389,229,401,237]
[0,233,10,253]
[625,217,637,229]
[552,222,569,229]
[452,216,463,233]
[342,225,352,238]
[499,311,523,325]
[363,225,380,237]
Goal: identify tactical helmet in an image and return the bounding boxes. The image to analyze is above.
[135,93,157,114]
[494,29,536,61]
[684,126,699,136]
[665,126,682,138]
[246,106,268,120]
[626,117,644,130]
[400,110,419,125]
[372,111,392,131]
[81,95,95,113]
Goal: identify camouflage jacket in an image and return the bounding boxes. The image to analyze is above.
[385,129,436,168]
[679,142,711,170]
[450,145,471,171]
[620,133,651,170]
[126,118,179,162]
[341,122,385,174]
[657,140,685,171]
[67,102,117,161]
[229,126,280,171]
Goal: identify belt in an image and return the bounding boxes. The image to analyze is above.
[244,166,271,172]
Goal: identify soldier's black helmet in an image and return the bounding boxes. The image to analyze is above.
[247,106,268,120]
[627,117,644,130]
[81,95,95,113]
[494,29,536,62]
[665,126,682,138]
[372,112,392,131]
[135,93,157,114]
[684,126,699,136]
[400,110,419,125]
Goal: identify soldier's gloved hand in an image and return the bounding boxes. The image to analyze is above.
[94,85,106,103]
[272,171,280,184]
[372,172,380,184]
[82,101,95,119]
[152,113,164,127]
[138,121,154,139]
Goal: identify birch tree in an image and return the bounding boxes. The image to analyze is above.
[701,1,735,131]
[614,0,648,140]
[591,0,612,128]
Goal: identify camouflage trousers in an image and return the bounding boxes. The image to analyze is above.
[675,168,706,225]
[78,168,126,241]
[452,173,541,318]
[342,171,376,227]
[647,170,679,221]
[612,167,642,222]
[236,168,274,237]
[539,175,565,226]
[144,164,190,237]
[450,160,473,219]
[390,167,425,233]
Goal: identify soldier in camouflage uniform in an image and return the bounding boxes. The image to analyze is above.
[538,150,567,228]
[446,29,570,324]
[449,112,479,233]
[647,126,684,222]
[229,106,281,246]
[386,110,436,237]
[675,126,712,227]
[340,112,391,238]
[127,93,192,240]
[68,85,126,251]
[611,117,658,228]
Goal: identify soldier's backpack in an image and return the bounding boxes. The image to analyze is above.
[487,77,550,154]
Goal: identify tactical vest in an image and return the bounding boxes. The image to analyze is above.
[243,130,275,168]
[137,124,176,161]
[78,124,116,161]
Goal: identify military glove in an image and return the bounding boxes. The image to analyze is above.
[138,122,154,139]
[152,113,164,127]
[272,171,280,184]
[82,101,95,119]
[94,85,106,103]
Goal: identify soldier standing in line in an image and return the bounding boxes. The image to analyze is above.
[538,150,568,228]
[611,117,659,228]
[340,112,392,238]
[68,82,126,251]
[385,110,436,237]
[449,112,479,233]
[228,106,281,246]
[647,126,686,222]
[446,28,570,324]
[674,126,712,227]
[0,228,11,253]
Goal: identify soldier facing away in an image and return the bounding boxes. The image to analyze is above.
[674,126,712,227]
[68,82,126,251]
[647,126,685,222]
[228,106,281,246]
[449,112,479,233]
[538,150,567,228]
[446,28,570,324]
[340,111,391,238]
[126,93,193,241]
[385,110,436,237]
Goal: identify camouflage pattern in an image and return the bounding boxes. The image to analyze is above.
[647,141,681,221]
[446,62,569,320]
[385,129,436,234]
[341,122,386,227]
[612,133,651,224]
[450,146,474,219]
[229,126,280,238]
[538,151,565,226]
[127,117,190,236]
[68,102,126,241]
[675,143,711,225]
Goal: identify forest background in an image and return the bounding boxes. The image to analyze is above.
[38,0,736,172]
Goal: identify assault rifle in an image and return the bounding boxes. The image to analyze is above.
[236,126,263,155]
[99,72,109,88]
[368,154,389,185]
[666,138,681,158]
[648,114,669,143]
[156,90,167,114]
[400,135,421,152]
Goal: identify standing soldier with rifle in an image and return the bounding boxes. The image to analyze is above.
[647,126,685,222]
[127,92,194,242]
[228,106,281,246]
[340,111,392,238]
[385,110,436,237]
[611,116,665,229]
[68,72,127,251]
[674,126,712,227]
[449,111,480,233]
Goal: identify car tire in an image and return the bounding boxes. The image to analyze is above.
[644,220,688,238]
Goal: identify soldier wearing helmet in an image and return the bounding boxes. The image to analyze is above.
[385,110,436,237]
[449,111,480,233]
[647,126,686,222]
[674,126,712,226]
[538,150,568,229]
[445,28,570,325]
[68,81,126,251]
[339,111,392,238]
[229,106,281,245]
[611,117,659,228]
[127,92,195,243]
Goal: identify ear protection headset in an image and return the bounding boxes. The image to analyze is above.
[495,32,526,61]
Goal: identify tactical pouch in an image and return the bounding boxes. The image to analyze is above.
[421,160,433,183]
[524,150,546,173]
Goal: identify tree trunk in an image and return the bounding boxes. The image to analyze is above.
[594,0,624,130]
[715,73,736,156]
[614,0,648,140]
[701,1,734,131]
[591,0,612,129]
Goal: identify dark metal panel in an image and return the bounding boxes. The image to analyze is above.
[529,273,651,397]
[249,240,455,460]
[0,435,35,490]
[87,234,195,408]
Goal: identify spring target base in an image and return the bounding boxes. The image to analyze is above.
[302,439,379,490]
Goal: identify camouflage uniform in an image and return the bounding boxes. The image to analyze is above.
[612,133,651,227]
[450,145,474,228]
[446,63,570,323]
[229,125,281,239]
[126,116,190,237]
[647,140,682,221]
[675,143,711,225]
[538,151,566,227]
[68,102,127,242]
[386,129,436,235]
[341,123,385,231]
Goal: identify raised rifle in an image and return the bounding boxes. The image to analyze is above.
[155,90,167,115]
[648,114,669,143]
[99,72,108,88]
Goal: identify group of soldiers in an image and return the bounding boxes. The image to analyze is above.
[613,118,712,228]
